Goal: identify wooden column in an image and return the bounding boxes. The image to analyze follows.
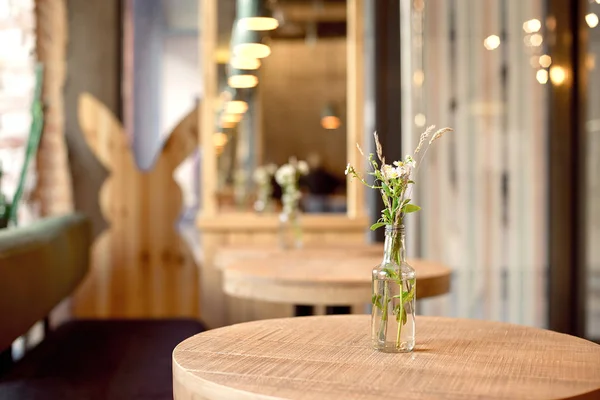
[368,0,402,242]
[347,0,366,220]
[548,0,588,336]
[34,0,74,216]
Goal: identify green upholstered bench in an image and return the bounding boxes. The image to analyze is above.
[0,214,204,399]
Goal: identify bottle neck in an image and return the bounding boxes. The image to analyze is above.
[383,225,406,265]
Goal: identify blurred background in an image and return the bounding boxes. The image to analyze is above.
[0,0,598,344]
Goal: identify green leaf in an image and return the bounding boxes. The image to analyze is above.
[382,268,399,281]
[370,222,386,231]
[371,294,383,310]
[402,204,421,214]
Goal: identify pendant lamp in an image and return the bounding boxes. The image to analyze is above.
[321,103,341,130]
[221,112,244,124]
[232,23,271,59]
[223,88,249,114]
[237,0,279,31]
[228,66,258,89]
[230,55,261,70]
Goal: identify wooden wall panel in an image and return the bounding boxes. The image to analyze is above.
[34,0,74,215]
[261,39,347,176]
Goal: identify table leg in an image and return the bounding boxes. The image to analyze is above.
[325,306,352,315]
[294,305,314,316]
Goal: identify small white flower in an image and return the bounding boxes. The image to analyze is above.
[345,163,351,175]
[297,160,309,175]
[266,163,278,174]
[275,164,295,185]
[404,155,416,168]
[381,164,398,179]
[253,168,269,184]
[396,165,410,177]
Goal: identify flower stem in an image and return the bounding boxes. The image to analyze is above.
[378,282,389,343]
[396,282,404,349]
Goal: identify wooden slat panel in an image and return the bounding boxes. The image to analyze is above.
[72,94,199,319]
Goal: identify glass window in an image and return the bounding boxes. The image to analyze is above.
[401,0,549,327]
[586,0,600,340]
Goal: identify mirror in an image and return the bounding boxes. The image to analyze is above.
[123,0,201,222]
[213,0,349,214]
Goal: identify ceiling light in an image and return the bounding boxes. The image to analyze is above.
[523,19,541,33]
[530,33,543,46]
[237,0,279,31]
[228,74,258,88]
[221,120,237,129]
[587,54,596,70]
[213,132,229,147]
[225,100,248,114]
[414,113,426,127]
[230,56,261,70]
[233,42,271,59]
[586,13,599,28]
[221,113,243,125]
[413,70,425,86]
[549,66,566,85]
[239,17,278,31]
[483,35,500,50]
[232,25,271,59]
[539,55,552,68]
[321,104,341,130]
[536,69,548,84]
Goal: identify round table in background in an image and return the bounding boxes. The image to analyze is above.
[173,315,600,400]
[213,243,385,269]
[218,250,451,305]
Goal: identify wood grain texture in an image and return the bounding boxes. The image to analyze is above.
[173,315,600,400]
[72,93,199,318]
[218,248,450,305]
[347,0,365,218]
[199,0,218,215]
[34,0,74,216]
[213,242,385,269]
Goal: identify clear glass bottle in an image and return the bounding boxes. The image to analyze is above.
[278,211,303,250]
[371,224,416,352]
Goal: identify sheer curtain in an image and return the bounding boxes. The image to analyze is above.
[402,0,549,328]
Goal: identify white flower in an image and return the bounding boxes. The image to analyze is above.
[275,164,295,185]
[396,165,410,177]
[345,163,351,175]
[266,163,278,175]
[297,160,309,175]
[404,155,416,168]
[253,168,269,184]
[381,164,398,179]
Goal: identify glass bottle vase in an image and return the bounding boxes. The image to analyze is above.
[278,211,303,250]
[371,224,416,352]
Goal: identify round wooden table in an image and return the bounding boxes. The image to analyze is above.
[217,248,451,305]
[173,315,600,400]
[213,243,386,269]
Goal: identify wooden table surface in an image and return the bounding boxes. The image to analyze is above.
[213,243,385,269]
[173,315,600,400]
[215,244,451,305]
